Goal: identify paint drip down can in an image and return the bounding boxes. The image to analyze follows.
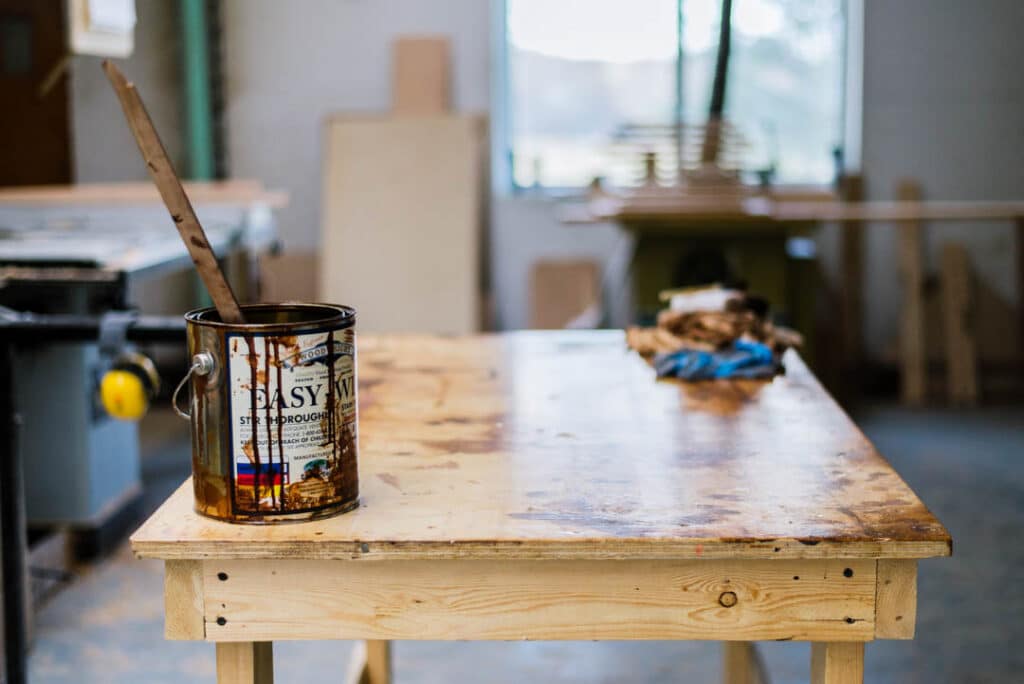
[177,304,359,523]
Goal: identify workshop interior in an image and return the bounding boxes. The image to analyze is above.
[0,1,1021,682]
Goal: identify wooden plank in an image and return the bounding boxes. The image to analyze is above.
[393,37,450,115]
[201,559,875,642]
[592,198,1024,224]
[0,181,287,208]
[319,116,485,334]
[897,180,926,405]
[940,244,979,405]
[216,642,273,684]
[722,642,761,684]
[1017,218,1024,375]
[132,333,950,563]
[875,560,916,639]
[529,260,600,329]
[811,642,864,684]
[365,641,392,684]
[165,560,205,640]
[838,175,864,373]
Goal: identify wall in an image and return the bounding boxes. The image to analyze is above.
[69,0,183,182]
[66,2,1023,341]
[859,0,1024,357]
[222,0,491,251]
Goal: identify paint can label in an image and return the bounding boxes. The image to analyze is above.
[226,327,357,515]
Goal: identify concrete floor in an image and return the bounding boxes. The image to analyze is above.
[26,404,1024,683]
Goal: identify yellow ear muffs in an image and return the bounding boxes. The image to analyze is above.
[99,352,160,421]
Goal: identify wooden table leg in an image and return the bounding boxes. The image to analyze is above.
[345,640,393,684]
[216,642,273,684]
[811,642,864,684]
[722,642,757,684]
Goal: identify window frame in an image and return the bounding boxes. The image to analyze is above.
[493,0,861,197]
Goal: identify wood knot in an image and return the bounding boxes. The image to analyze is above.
[719,591,738,608]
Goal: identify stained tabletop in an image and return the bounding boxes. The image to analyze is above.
[132,331,950,561]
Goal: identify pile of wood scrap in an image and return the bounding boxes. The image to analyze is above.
[626,288,803,357]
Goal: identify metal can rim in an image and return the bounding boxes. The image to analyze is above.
[184,303,356,331]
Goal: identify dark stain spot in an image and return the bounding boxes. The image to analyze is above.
[412,460,459,470]
[173,214,185,224]
[423,438,501,455]
[843,568,854,578]
[792,576,800,580]
[845,617,856,624]
[773,547,781,552]
[798,539,821,546]
[217,572,228,581]
[216,617,227,626]
[895,615,903,621]
[377,473,401,490]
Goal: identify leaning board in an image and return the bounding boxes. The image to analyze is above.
[319,115,486,333]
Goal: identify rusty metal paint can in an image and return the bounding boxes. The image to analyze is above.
[176,303,359,524]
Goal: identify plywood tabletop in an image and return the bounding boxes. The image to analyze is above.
[132,332,950,561]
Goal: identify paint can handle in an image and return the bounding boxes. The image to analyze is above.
[173,352,215,420]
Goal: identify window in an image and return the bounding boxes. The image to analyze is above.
[504,0,846,190]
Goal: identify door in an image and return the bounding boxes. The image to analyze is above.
[0,0,71,186]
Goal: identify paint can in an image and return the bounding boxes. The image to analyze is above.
[174,303,359,524]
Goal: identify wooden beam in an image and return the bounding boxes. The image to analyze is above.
[1016,217,1024,384]
[216,642,273,684]
[875,560,917,639]
[164,560,205,640]
[838,175,865,399]
[897,180,926,405]
[366,641,392,684]
[343,641,392,684]
[811,642,864,684]
[723,642,763,684]
[839,175,864,363]
[940,244,978,405]
[202,559,875,642]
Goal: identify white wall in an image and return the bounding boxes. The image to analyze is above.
[70,0,183,182]
[222,0,491,251]
[859,0,1024,356]
[67,2,1023,341]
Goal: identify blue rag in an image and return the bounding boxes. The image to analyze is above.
[653,339,780,380]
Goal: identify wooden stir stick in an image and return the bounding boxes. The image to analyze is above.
[102,60,245,324]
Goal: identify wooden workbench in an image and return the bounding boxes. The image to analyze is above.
[132,332,950,683]
[567,192,1024,405]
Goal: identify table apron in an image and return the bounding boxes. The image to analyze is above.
[164,558,916,643]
